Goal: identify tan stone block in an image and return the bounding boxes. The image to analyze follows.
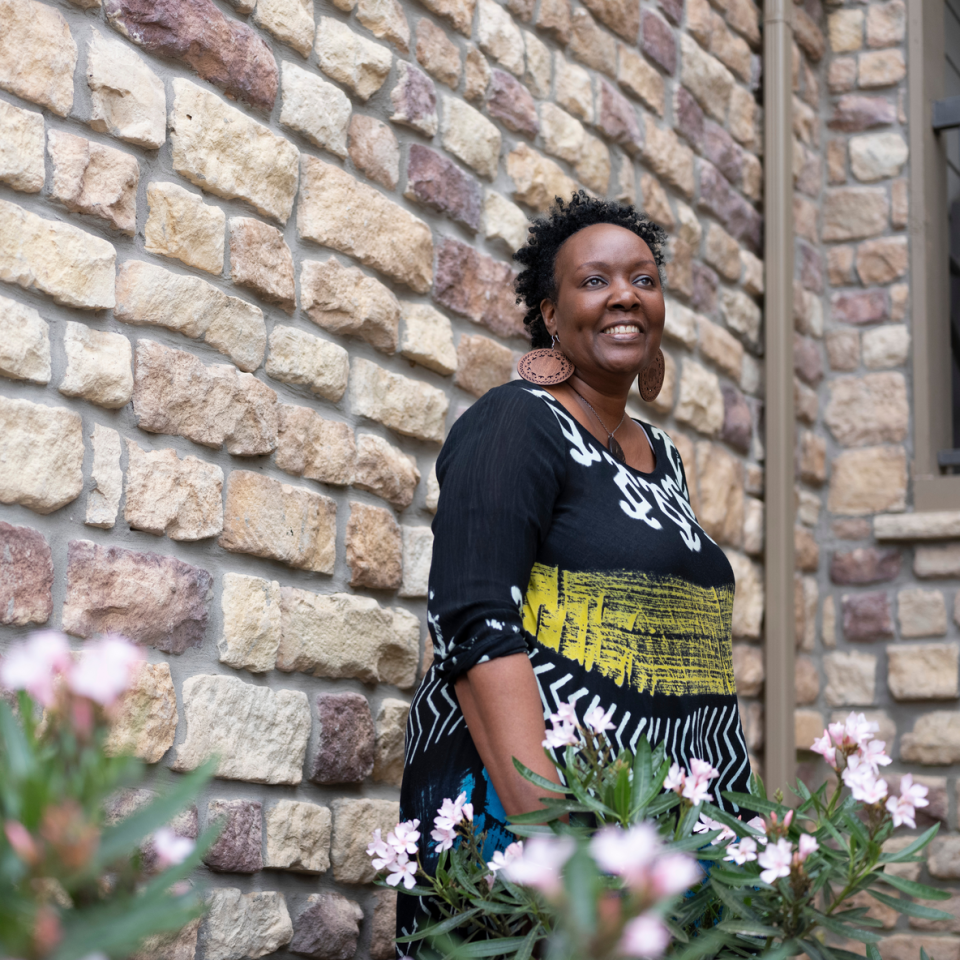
[0,396,82,514]
[301,257,399,354]
[253,0,315,55]
[417,0,475,34]
[675,359,724,436]
[795,656,819,705]
[640,122,695,198]
[507,142,578,212]
[357,0,411,50]
[555,51,594,122]
[332,799,400,884]
[87,29,164,148]
[704,224,741,282]
[639,174,673,230]
[732,643,763,697]
[0,0,76,116]
[523,29,551,97]
[827,9,863,51]
[888,642,958,700]
[662,297,698,349]
[116,261,265,373]
[698,316,744,380]
[867,0,905,47]
[373,699,409,786]
[0,199,115,309]
[346,502,402,590]
[400,302,457,375]
[397,526,432,599]
[850,132,908,183]
[171,79,299,224]
[856,236,908,287]
[133,919,201,960]
[569,8,616,76]
[227,218,294,313]
[265,326,349,403]
[875,511,960,541]
[350,358,448,444]
[742,495,763,556]
[440,95,502,180]
[219,573,282,674]
[795,709,824,751]
[265,800,331,873]
[145,182,225,276]
[348,114,400,190]
[477,0,524,75]
[174,675,309,784]
[464,43,491,101]
[454,334,513,398]
[916,544,960,579]
[537,0,571,43]
[426,463,440,513]
[277,406,356,487]
[86,424,121,529]
[539,102,586,166]
[617,43,663,116]
[220,471,336,573]
[124,441,223,541]
[696,442,744,546]
[484,190,530,254]
[822,186,889,241]
[202,889,293,960]
[929,839,960,881]
[824,650,876,706]
[0,294,49,384]
[105,661,177,764]
[862,324,909,370]
[824,373,908,447]
[897,589,948,638]
[0,100,44,192]
[724,549,763,640]
[901,711,960,764]
[298,157,433,293]
[680,34,734,122]
[828,445,906,515]
[728,85,758,149]
[416,17,461,87]
[315,17,392,100]
[721,288,762,349]
[59,322,133,409]
[279,61,351,158]
[858,48,905,88]
[821,594,836,648]
[826,329,859,372]
[277,587,420,687]
[353,434,420,509]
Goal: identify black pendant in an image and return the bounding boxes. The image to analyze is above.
[608,436,626,463]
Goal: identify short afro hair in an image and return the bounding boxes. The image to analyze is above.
[513,191,668,348]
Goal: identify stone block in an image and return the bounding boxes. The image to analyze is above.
[486,69,538,137]
[298,157,432,293]
[827,8,863,51]
[353,434,420,509]
[134,341,278,453]
[59,322,133,409]
[0,199,116,310]
[63,540,211,653]
[795,657,820,705]
[124,441,223,541]
[220,471,337,574]
[0,100,44,193]
[219,573,281,673]
[537,0,571,42]
[867,0,905,47]
[464,43,492,99]
[642,8,675,73]
[721,288,762,350]
[171,79,299,224]
[732,643,763,697]
[823,187,888,241]
[477,0,524,74]
[795,709,824,752]
[826,330,858,373]
[901,712,960,765]
[680,34,733,123]
[265,800,331,874]
[523,29,551,97]
[618,45,663,117]
[898,588,948,638]
[506,142,578,213]
[104,0,278,112]
[720,385,750,454]
[824,651,876,706]
[795,525,819,572]
[440,95,502,180]
[104,662,177,763]
[0,522,52,626]
[427,464,440,512]
[569,8,616,75]
[253,0,315,54]
[174,675,309,784]
[825,373,908,447]
[145,182,225,275]
[265,326,349,402]
[858,49,905,88]
[280,62,350,157]
[888,643,959,700]
[850,132,908,183]
[699,317,743,380]
[725,550,763,640]
[639,174,673,230]
[0,396,82,515]
[416,0,475,33]
[205,799,263,873]
[277,406,356,487]
[400,302,458,375]
[662,298,697,348]
[841,592,893,642]
[862,325,909,370]
[348,115,400,190]
[455,334,514,398]
[400,526,434,598]
[202,890,292,960]
[597,79,643,154]
[357,0,410,51]
[828,446,906,516]
[346,502,402,590]
[390,60,439,136]
[331,799,400,884]
[405,144,482,231]
[373,699,409,787]
[290,893,363,960]
[132,921,200,960]
[554,51,593,121]
[831,289,888,326]
[829,94,897,132]
[86,425,121,529]
[0,294,50,384]
[875,511,960,540]
[695,442,744,546]
[310,693,376,785]
[315,17,391,100]
[675,359,724,436]
[915,544,960,579]
[350,358,449,444]
[855,236,908,285]
[230,218,295,312]
[416,17,461,87]
[831,547,900,585]
[277,587,420,687]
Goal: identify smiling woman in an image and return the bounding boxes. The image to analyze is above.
[396,192,752,948]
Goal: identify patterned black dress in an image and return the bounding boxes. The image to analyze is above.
[397,379,751,941]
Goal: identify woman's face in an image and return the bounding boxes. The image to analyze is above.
[540,222,666,388]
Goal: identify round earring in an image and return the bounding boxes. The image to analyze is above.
[638,349,665,402]
[517,334,575,385]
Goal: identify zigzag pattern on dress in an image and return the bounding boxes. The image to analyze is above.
[404,650,750,812]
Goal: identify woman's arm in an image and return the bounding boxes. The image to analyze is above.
[454,653,564,816]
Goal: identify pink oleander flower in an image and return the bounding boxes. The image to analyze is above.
[663,762,685,793]
[367,828,396,870]
[501,834,575,898]
[795,833,819,865]
[745,816,768,841]
[724,836,759,865]
[650,853,701,897]
[693,813,736,842]
[152,828,195,869]
[385,853,418,890]
[886,774,929,828]
[4,821,40,866]
[387,820,421,857]
[757,837,793,885]
[842,756,888,804]
[486,841,524,885]
[830,712,879,752]
[431,819,458,852]
[69,634,143,707]
[0,631,73,707]
[543,721,579,749]
[437,793,467,824]
[583,704,616,735]
[618,912,671,959]
[552,702,578,725]
[859,738,892,774]
[591,824,659,886]
[810,731,838,769]
[681,758,719,805]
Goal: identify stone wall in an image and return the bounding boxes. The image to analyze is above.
[0,0,765,953]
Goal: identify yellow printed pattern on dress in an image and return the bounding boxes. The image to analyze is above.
[522,563,736,697]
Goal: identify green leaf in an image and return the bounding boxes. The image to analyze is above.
[869,888,954,921]
[563,845,598,935]
[799,938,829,960]
[717,920,781,937]
[396,907,482,942]
[507,803,589,824]
[879,872,952,900]
[706,866,761,887]
[749,770,767,801]
[511,758,567,795]
[613,757,631,816]
[449,937,530,957]
[0,700,30,780]
[631,736,653,809]
[921,949,932,960]
[721,791,781,816]
[807,909,882,944]
[878,824,941,863]
[710,879,761,921]
[865,946,882,960]
[512,922,541,960]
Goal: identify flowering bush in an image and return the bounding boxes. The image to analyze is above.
[371,704,952,960]
[0,630,216,960]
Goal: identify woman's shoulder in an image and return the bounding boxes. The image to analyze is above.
[454,379,560,428]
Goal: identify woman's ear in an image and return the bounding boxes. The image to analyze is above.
[540,299,557,337]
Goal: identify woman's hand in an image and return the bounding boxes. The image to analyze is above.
[454,653,565,817]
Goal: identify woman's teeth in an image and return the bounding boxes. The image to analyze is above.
[606,324,639,334]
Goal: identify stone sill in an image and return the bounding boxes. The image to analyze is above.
[874,511,960,540]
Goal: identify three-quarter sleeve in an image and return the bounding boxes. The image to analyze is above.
[427,384,568,679]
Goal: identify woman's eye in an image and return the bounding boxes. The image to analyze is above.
[584,277,604,286]
[635,275,654,287]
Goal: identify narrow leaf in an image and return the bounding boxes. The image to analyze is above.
[879,824,941,863]
[880,872,952,900]
[511,758,568,795]
[869,888,953,921]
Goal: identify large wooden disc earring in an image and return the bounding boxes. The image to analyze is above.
[638,349,665,401]
[517,335,575,385]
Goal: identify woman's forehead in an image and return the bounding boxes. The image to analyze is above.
[556,223,655,270]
